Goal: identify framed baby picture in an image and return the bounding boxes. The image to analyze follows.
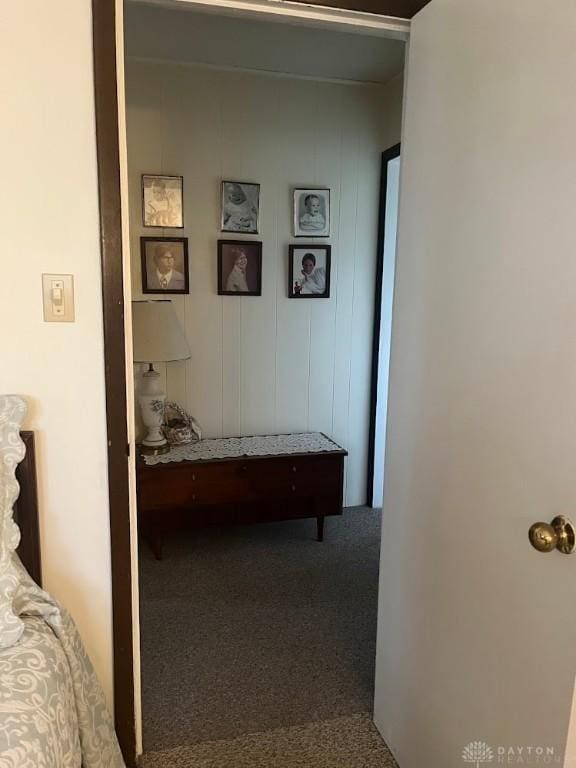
[140,237,189,294]
[218,240,262,296]
[293,188,330,238]
[221,180,260,234]
[142,174,184,228]
[288,244,331,299]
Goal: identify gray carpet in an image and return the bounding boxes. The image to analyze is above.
[139,507,392,765]
[141,714,396,767]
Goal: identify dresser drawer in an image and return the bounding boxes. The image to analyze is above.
[251,455,342,496]
[138,461,247,509]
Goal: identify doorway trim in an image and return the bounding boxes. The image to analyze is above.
[132,0,411,39]
[92,0,137,764]
[93,2,410,765]
[366,143,401,507]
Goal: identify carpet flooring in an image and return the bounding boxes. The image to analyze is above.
[139,507,394,766]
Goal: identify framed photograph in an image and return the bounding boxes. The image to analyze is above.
[221,181,260,234]
[288,245,331,299]
[140,237,189,294]
[293,188,330,238]
[218,240,262,296]
[142,174,184,228]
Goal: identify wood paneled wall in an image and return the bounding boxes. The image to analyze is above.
[126,59,401,505]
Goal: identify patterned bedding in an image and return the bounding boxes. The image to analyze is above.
[0,395,125,768]
[1,614,81,766]
[0,561,126,768]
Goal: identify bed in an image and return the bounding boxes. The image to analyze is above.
[0,395,125,768]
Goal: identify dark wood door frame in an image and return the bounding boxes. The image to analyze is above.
[366,143,401,507]
[92,0,136,765]
[290,0,430,17]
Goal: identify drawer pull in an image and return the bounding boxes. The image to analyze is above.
[292,466,297,473]
[240,465,248,473]
[291,484,296,492]
[191,493,196,501]
[192,473,196,481]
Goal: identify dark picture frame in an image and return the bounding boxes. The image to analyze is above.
[218,240,262,296]
[142,174,184,228]
[140,237,189,295]
[288,244,331,298]
[293,188,330,238]
[221,180,260,234]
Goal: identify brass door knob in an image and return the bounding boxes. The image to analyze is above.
[529,515,576,554]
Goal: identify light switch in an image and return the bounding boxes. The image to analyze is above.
[42,274,75,322]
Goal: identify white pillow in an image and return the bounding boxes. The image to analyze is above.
[0,395,26,648]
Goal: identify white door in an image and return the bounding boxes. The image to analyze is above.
[375,2,576,767]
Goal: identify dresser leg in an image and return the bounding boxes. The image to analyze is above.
[317,516,325,542]
[144,529,164,560]
[151,535,164,561]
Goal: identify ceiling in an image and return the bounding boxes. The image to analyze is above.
[125,2,406,84]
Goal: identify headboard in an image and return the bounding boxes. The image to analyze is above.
[14,431,42,586]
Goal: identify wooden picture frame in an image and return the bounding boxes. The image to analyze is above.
[140,237,189,294]
[218,240,262,296]
[142,174,184,228]
[288,244,331,298]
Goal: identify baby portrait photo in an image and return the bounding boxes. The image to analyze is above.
[140,237,189,294]
[288,245,331,298]
[142,174,184,228]
[221,181,260,234]
[218,240,262,296]
[293,188,330,238]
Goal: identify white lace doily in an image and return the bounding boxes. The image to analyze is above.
[144,432,345,465]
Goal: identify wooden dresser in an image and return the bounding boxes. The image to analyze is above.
[136,432,347,558]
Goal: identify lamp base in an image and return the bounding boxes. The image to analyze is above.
[140,441,170,456]
[139,366,169,454]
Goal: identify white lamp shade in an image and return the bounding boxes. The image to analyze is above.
[132,300,191,363]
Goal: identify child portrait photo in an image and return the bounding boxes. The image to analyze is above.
[221,181,260,234]
[288,245,331,298]
[218,240,262,296]
[140,237,189,294]
[142,174,184,228]
[293,188,330,238]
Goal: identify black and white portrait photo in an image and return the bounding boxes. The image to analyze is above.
[221,181,260,234]
[218,240,262,296]
[142,174,184,228]
[288,245,331,298]
[141,237,189,294]
[293,188,330,238]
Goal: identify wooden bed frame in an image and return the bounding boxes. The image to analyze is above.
[14,431,42,586]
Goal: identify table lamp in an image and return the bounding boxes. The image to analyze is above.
[132,300,191,455]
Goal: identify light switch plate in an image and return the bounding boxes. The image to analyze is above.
[42,274,75,322]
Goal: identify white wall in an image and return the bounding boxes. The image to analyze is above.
[0,1,113,705]
[126,59,402,505]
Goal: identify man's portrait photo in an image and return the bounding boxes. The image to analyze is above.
[293,188,330,238]
[288,244,331,299]
[141,237,189,295]
[142,174,184,228]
